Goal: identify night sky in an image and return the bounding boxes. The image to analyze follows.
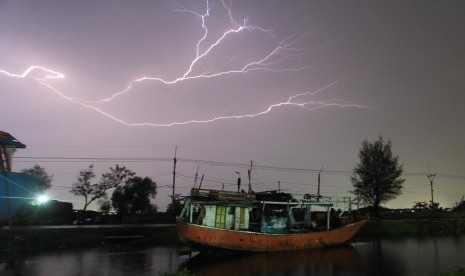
[1,0,464,211]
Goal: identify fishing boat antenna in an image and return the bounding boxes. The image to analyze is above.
[199,174,204,189]
[248,160,253,193]
[193,165,200,188]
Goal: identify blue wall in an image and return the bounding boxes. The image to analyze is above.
[0,172,40,219]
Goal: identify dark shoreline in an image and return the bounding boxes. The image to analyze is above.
[0,224,180,257]
[358,219,465,237]
[2,219,465,256]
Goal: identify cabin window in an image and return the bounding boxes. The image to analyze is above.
[240,207,245,225]
[215,206,227,229]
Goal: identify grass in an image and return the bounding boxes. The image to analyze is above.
[438,266,465,276]
[380,221,419,235]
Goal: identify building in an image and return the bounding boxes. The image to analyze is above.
[0,131,41,222]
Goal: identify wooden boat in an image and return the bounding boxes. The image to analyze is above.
[177,188,367,252]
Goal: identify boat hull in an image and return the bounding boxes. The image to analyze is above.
[177,219,367,252]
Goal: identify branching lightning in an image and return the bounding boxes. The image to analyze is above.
[0,0,370,127]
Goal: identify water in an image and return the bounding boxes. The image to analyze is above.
[1,235,464,276]
[0,247,183,276]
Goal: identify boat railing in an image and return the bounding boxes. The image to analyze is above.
[191,188,255,202]
[256,200,333,207]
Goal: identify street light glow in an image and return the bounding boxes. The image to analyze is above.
[37,195,49,204]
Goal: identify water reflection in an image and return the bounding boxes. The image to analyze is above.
[1,235,464,276]
[184,235,465,276]
[353,235,465,276]
[0,247,183,276]
[183,246,362,276]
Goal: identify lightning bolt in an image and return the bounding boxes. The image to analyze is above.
[0,65,64,81]
[0,0,370,127]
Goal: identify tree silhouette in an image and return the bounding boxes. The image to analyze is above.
[21,164,53,194]
[111,176,157,215]
[70,164,135,211]
[351,136,404,218]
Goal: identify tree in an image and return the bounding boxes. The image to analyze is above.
[100,164,136,190]
[351,136,405,218]
[20,164,53,194]
[98,199,112,214]
[70,164,135,212]
[412,201,429,211]
[111,176,157,215]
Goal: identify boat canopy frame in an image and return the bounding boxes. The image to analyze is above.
[256,200,334,231]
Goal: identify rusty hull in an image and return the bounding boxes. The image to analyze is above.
[177,219,367,252]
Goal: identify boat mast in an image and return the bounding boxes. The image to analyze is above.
[199,174,204,189]
[193,165,199,188]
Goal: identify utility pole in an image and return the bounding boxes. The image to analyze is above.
[317,167,323,202]
[172,146,177,199]
[235,172,241,192]
[427,167,436,211]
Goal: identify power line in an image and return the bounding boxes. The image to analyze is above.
[13,156,465,181]
[15,156,172,162]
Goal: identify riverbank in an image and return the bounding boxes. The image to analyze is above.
[359,219,465,237]
[0,224,180,257]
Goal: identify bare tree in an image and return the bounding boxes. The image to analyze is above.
[70,164,135,211]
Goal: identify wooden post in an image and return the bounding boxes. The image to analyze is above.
[172,146,177,198]
[326,206,331,231]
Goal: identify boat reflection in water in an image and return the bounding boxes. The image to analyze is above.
[182,245,362,276]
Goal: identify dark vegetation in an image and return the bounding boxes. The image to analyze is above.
[358,219,465,237]
[9,199,176,226]
[439,266,465,276]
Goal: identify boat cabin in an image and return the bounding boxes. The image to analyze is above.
[179,188,341,234]
[179,188,255,231]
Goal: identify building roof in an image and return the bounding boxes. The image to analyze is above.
[0,131,26,148]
